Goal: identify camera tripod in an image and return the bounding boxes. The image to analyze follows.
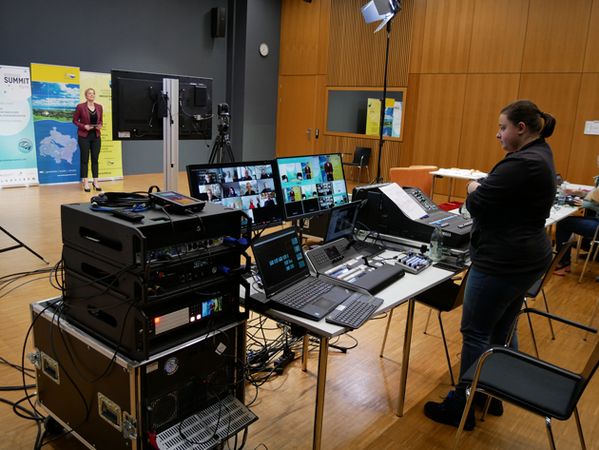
[208,128,235,164]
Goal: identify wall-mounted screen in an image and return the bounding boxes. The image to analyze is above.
[111,70,212,141]
[276,153,349,220]
[186,160,283,229]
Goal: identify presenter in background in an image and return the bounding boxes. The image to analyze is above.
[73,88,103,192]
[424,100,557,431]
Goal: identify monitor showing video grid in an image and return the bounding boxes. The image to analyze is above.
[275,153,349,220]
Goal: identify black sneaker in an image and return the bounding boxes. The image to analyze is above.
[424,391,475,431]
[473,392,504,416]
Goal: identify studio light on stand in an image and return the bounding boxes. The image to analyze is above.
[361,0,402,184]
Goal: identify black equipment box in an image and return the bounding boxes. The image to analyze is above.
[61,202,248,268]
[62,242,247,305]
[31,299,256,450]
[352,184,472,248]
[62,270,249,360]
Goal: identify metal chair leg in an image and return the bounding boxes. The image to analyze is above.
[578,233,599,283]
[437,311,455,386]
[454,387,475,450]
[480,395,491,421]
[545,417,557,450]
[525,305,541,358]
[541,289,556,340]
[380,308,394,357]
[574,407,587,450]
[423,308,433,334]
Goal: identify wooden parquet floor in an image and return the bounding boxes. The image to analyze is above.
[0,173,597,449]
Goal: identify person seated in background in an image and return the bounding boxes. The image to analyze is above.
[554,157,599,275]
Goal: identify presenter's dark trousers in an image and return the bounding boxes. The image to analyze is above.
[79,134,101,178]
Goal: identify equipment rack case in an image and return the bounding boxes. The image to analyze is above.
[30,298,255,450]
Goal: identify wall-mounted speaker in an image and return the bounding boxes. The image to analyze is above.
[211,7,226,38]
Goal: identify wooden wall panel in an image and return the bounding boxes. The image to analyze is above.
[468,0,528,73]
[457,74,520,172]
[409,74,467,169]
[518,74,582,176]
[327,0,413,87]
[522,0,592,73]
[409,0,475,74]
[567,73,599,183]
[583,0,599,72]
[279,0,322,75]
[276,75,319,156]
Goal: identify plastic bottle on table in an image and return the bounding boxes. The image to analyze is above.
[429,226,444,262]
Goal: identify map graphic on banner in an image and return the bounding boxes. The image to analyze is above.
[80,72,123,180]
[0,65,39,187]
[31,63,80,184]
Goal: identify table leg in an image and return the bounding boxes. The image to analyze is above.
[448,178,454,203]
[431,175,437,200]
[397,299,415,417]
[302,333,309,372]
[313,336,329,450]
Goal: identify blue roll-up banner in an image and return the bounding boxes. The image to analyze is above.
[30,63,80,184]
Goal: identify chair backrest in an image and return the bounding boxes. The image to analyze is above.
[388,165,438,197]
[527,240,576,298]
[353,147,371,166]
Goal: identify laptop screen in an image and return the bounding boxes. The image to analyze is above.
[324,201,362,243]
[252,228,309,296]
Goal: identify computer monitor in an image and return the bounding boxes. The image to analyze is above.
[276,153,349,220]
[111,70,212,141]
[324,201,362,243]
[186,160,283,229]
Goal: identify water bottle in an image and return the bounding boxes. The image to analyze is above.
[429,226,444,262]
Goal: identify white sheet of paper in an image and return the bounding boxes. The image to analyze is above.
[380,183,428,220]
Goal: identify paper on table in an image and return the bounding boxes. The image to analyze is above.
[380,183,428,220]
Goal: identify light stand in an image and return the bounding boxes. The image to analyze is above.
[361,0,402,184]
[374,20,392,183]
[0,226,48,264]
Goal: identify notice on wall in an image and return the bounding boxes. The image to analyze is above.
[80,71,123,180]
[0,65,39,187]
[583,120,599,136]
[30,63,80,184]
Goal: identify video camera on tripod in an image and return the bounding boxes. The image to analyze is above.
[217,102,230,133]
[209,102,235,164]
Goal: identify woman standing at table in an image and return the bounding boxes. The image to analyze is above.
[424,100,557,430]
[73,88,103,192]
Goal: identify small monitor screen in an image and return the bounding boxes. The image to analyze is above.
[324,201,362,243]
[187,160,283,229]
[276,153,349,220]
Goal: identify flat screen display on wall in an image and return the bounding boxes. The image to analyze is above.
[111,70,212,141]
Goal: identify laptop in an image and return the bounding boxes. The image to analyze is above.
[251,227,356,321]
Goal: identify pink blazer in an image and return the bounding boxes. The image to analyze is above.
[73,102,103,138]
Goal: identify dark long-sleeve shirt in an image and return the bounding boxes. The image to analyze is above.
[466,138,556,275]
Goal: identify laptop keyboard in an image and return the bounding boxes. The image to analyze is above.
[326,294,383,329]
[276,278,333,309]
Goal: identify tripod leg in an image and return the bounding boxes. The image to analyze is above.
[0,226,49,264]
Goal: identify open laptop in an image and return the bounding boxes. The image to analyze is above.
[252,227,357,321]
